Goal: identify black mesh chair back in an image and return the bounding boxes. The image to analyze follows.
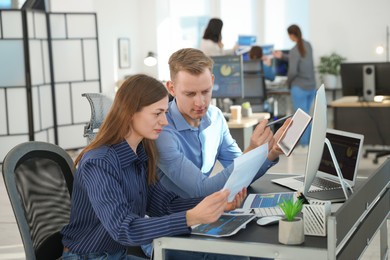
[82,93,113,142]
[2,141,74,260]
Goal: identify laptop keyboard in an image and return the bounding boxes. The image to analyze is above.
[295,176,342,191]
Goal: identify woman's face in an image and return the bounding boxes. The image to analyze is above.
[289,34,297,42]
[131,96,169,141]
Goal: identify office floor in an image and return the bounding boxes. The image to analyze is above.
[0,147,388,259]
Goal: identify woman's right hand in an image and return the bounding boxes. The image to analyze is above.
[186,190,230,227]
[273,50,283,59]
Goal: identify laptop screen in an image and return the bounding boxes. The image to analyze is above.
[318,129,364,183]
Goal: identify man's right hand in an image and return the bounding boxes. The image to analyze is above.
[243,119,273,154]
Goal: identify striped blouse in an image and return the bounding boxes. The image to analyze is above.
[61,140,201,254]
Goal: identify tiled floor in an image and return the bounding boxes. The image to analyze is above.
[0,146,388,259]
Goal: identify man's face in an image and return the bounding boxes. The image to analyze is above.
[169,69,214,127]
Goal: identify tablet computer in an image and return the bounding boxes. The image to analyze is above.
[277,108,312,156]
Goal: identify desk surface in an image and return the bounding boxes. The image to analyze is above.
[227,112,270,128]
[330,96,390,107]
[153,172,383,260]
[154,161,390,260]
[154,173,329,259]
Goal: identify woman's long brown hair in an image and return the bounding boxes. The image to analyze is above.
[75,74,168,184]
[287,24,306,57]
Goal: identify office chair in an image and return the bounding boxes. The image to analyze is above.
[364,148,390,164]
[2,141,74,260]
[82,93,113,142]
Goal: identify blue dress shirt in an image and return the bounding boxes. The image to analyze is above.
[156,100,277,199]
[61,141,201,254]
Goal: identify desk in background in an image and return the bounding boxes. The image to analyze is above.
[330,96,390,145]
[154,159,390,260]
[325,86,342,101]
[227,112,270,150]
[266,86,291,117]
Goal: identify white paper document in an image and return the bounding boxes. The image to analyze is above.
[223,143,268,202]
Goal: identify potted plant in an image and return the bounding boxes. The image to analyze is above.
[278,197,304,245]
[317,52,346,89]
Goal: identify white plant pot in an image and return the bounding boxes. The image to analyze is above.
[322,74,337,89]
[278,217,304,245]
[242,107,253,117]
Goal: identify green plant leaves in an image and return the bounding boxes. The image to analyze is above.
[278,198,303,221]
[317,52,346,76]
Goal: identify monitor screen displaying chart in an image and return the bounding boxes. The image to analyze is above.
[211,55,244,98]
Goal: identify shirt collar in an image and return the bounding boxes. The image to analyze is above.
[113,140,148,168]
[169,99,212,131]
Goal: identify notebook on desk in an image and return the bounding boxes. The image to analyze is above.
[272,129,364,202]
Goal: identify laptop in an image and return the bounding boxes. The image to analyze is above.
[272,128,364,202]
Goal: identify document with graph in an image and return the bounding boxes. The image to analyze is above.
[243,192,298,217]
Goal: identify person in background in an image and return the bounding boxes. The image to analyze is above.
[200,18,238,56]
[156,48,290,199]
[249,45,276,81]
[273,24,316,147]
[61,74,247,260]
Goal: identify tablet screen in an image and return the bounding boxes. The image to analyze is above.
[277,108,312,156]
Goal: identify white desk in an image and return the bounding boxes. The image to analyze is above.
[227,112,270,150]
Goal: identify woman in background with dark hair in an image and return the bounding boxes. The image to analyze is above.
[200,18,237,56]
[273,24,316,147]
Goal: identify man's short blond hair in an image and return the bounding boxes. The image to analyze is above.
[168,48,214,81]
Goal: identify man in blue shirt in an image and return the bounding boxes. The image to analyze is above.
[156,48,289,199]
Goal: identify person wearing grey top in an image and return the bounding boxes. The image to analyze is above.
[273,24,316,146]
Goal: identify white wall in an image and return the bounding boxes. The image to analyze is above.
[310,0,390,63]
[49,0,158,94]
[92,0,158,94]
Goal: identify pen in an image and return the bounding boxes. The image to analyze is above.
[266,114,293,127]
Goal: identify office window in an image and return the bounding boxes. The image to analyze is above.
[264,0,309,49]
[158,0,210,80]
[158,0,256,80]
[220,1,254,48]
[168,0,209,49]
[0,0,11,8]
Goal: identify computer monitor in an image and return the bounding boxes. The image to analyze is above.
[341,62,390,99]
[261,44,274,56]
[238,35,257,46]
[242,60,267,100]
[211,55,244,98]
[303,84,327,195]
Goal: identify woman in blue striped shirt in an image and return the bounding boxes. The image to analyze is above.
[61,74,247,260]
